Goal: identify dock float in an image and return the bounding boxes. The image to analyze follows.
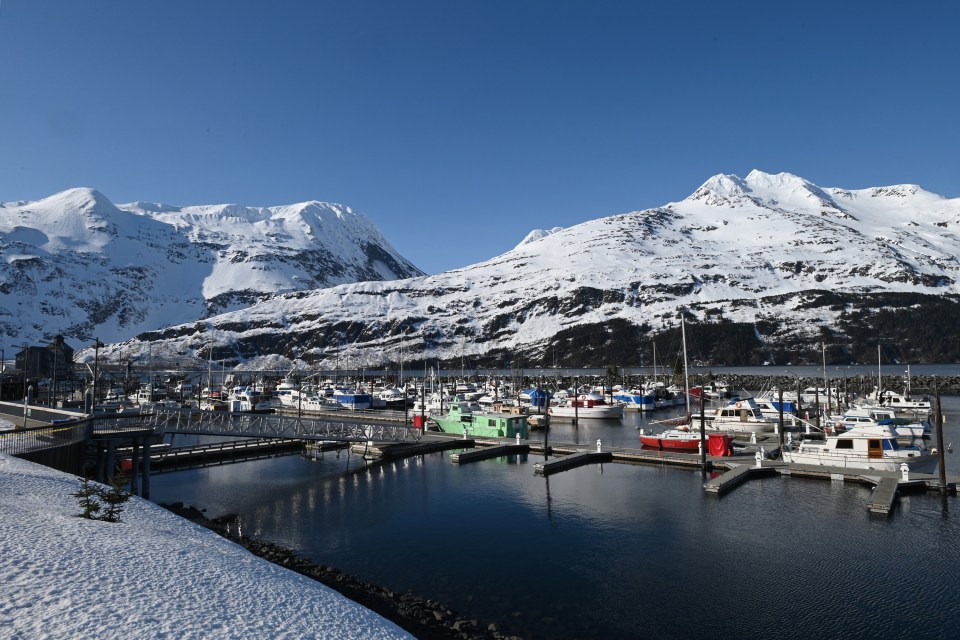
[703,462,779,495]
[450,444,530,464]
[867,477,900,514]
[351,438,474,460]
[534,450,613,476]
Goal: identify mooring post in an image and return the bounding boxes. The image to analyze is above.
[141,436,151,500]
[516,433,520,445]
[778,387,785,453]
[699,386,707,473]
[596,439,602,453]
[130,440,140,496]
[900,463,910,482]
[105,440,116,484]
[755,451,762,468]
[935,379,947,493]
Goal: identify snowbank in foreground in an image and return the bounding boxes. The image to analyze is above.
[0,454,412,639]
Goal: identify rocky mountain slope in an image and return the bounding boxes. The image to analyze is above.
[0,188,423,348]
[100,170,960,369]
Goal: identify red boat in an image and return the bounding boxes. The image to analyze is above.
[640,429,735,456]
[639,427,703,451]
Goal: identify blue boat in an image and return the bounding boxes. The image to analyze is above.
[613,391,655,412]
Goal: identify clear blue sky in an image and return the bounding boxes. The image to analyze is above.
[1,1,958,274]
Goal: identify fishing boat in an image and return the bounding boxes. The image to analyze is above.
[781,423,939,472]
[332,388,373,410]
[613,389,655,412]
[549,393,624,420]
[430,401,529,439]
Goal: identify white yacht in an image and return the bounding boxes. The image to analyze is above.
[692,397,778,434]
[782,423,938,473]
[870,390,932,413]
[549,393,624,420]
[838,407,929,438]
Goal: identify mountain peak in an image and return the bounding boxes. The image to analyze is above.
[514,227,565,249]
[40,187,121,215]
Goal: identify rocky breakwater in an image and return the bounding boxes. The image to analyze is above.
[162,502,521,640]
[707,374,960,397]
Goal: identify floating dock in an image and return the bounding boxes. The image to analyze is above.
[703,462,780,495]
[450,444,530,464]
[350,437,473,460]
[534,450,614,476]
[867,477,901,514]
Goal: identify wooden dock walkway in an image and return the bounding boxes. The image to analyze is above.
[867,477,900,514]
[534,450,614,476]
[450,444,530,464]
[350,437,473,460]
[703,462,780,495]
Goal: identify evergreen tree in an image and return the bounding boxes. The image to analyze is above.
[72,477,102,520]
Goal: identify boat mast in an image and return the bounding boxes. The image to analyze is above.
[822,342,829,415]
[877,344,882,401]
[652,341,658,390]
[681,314,690,415]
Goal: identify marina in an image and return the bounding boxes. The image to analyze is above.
[5,372,960,640]
[144,401,960,640]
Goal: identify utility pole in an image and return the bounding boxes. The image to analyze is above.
[92,339,102,412]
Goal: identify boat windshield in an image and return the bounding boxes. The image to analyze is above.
[883,438,899,451]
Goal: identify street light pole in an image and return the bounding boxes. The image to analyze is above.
[92,338,102,413]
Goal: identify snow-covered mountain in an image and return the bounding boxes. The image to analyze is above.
[98,169,960,369]
[0,188,423,347]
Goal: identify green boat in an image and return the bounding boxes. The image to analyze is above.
[430,402,529,439]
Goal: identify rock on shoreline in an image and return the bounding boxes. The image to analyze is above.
[161,502,521,640]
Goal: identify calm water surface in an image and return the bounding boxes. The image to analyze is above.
[150,397,960,640]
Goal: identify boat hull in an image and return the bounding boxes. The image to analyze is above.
[639,434,702,451]
[431,414,529,439]
[782,450,940,473]
[549,406,624,420]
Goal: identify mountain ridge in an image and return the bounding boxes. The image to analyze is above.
[93,169,960,369]
[0,188,424,348]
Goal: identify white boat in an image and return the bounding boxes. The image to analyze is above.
[374,387,407,409]
[869,390,932,412]
[838,407,929,438]
[549,393,624,420]
[693,397,778,434]
[800,387,841,406]
[782,423,939,472]
[752,397,799,425]
[282,389,340,412]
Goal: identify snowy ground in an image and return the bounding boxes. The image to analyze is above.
[0,454,412,639]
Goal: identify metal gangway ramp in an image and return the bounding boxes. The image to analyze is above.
[140,409,423,444]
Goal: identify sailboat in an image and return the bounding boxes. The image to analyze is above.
[640,315,703,451]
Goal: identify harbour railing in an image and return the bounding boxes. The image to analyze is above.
[140,409,423,443]
[0,419,90,474]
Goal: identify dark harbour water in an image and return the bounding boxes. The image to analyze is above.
[149,397,960,640]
